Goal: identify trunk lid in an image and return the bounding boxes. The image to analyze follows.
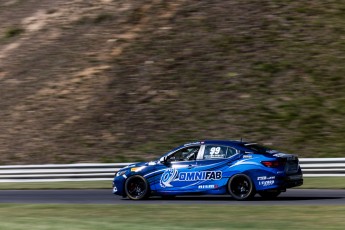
[273,153,300,174]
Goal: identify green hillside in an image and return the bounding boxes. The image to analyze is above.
[0,0,344,164]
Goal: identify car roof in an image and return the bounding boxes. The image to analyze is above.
[184,140,247,147]
[159,140,250,159]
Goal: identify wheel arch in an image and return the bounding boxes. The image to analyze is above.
[227,173,256,200]
[124,174,151,200]
[228,168,259,188]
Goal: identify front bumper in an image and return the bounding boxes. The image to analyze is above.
[112,184,118,193]
[112,176,126,196]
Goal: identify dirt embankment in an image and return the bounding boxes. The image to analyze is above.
[1,0,345,164]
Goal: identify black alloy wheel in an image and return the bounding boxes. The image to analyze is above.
[125,175,150,200]
[228,174,255,201]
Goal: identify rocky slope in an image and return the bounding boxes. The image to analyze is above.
[1,0,345,164]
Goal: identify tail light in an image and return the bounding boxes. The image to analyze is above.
[261,160,286,168]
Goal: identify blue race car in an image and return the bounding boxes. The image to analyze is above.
[112,140,303,200]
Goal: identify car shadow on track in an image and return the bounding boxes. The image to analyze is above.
[124,195,343,202]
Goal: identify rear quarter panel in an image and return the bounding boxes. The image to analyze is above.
[228,156,284,191]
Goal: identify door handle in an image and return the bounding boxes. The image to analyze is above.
[188,165,194,169]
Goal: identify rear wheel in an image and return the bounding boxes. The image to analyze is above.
[125,175,150,200]
[258,191,281,199]
[228,174,255,201]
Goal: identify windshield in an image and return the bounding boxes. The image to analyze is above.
[156,145,201,162]
[155,145,184,161]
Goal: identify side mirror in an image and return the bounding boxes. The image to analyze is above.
[159,156,166,163]
[160,156,171,165]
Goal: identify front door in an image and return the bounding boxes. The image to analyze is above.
[157,145,200,193]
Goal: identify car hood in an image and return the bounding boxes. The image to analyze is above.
[125,161,158,168]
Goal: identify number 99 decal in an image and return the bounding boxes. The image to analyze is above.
[210,147,221,155]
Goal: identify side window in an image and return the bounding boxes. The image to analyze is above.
[227,147,237,157]
[169,146,200,162]
[203,145,237,160]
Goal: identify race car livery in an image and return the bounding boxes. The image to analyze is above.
[112,140,303,200]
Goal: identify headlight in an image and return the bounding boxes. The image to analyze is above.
[116,170,126,177]
[130,166,145,172]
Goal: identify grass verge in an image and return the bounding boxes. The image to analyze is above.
[300,177,345,189]
[0,177,344,190]
[0,204,344,230]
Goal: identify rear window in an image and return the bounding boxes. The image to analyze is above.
[243,144,277,154]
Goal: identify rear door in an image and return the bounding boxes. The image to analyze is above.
[194,144,241,190]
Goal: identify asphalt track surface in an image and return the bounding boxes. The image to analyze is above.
[0,189,344,205]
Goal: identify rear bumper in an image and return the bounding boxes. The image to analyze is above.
[280,174,303,189]
[283,178,303,188]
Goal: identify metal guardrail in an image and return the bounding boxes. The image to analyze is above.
[299,158,345,177]
[0,163,131,182]
[0,158,344,182]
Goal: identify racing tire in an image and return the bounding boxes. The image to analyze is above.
[258,191,281,199]
[125,175,150,200]
[228,174,255,201]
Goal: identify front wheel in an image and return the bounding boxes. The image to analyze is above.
[125,175,150,200]
[228,174,255,201]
